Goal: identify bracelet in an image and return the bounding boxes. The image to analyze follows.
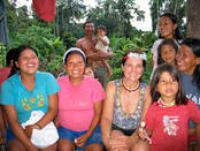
[35,123,42,129]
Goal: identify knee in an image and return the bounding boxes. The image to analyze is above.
[85,144,103,151]
[58,139,75,151]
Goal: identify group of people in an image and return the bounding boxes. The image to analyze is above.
[0,12,200,151]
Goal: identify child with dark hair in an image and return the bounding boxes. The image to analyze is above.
[151,13,182,73]
[95,25,112,77]
[157,39,178,66]
[139,64,200,151]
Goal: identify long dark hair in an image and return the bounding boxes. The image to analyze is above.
[150,64,187,105]
[181,38,200,90]
[157,39,178,65]
[159,13,182,40]
[9,45,38,77]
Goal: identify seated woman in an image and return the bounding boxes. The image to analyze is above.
[101,50,152,151]
[57,47,105,151]
[0,45,59,151]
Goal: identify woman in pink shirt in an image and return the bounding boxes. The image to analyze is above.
[57,47,105,151]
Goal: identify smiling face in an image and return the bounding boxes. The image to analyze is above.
[159,16,177,38]
[16,48,39,76]
[122,57,144,82]
[65,53,85,79]
[157,71,178,101]
[160,44,177,65]
[176,44,197,74]
[84,22,95,36]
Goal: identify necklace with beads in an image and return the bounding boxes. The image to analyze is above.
[158,97,176,107]
[122,79,140,92]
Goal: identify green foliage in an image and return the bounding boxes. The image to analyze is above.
[109,31,156,83]
[87,0,144,37]
[0,43,7,67]
[8,24,66,75]
[149,0,186,35]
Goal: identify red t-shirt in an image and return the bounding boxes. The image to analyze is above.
[145,100,200,151]
[0,67,11,86]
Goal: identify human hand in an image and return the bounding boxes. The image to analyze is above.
[138,128,152,144]
[24,124,40,138]
[108,135,130,150]
[74,133,90,147]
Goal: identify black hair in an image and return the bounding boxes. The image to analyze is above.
[96,25,107,32]
[159,13,182,40]
[6,48,18,66]
[157,39,178,65]
[9,45,38,77]
[150,64,188,105]
[83,20,94,29]
[181,38,200,90]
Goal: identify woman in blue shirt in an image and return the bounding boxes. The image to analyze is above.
[0,45,59,151]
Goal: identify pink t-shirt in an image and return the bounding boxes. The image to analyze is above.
[57,76,105,131]
[145,100,200,151]
[0,67,11,86]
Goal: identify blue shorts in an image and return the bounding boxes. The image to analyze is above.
[58,126,102,149]
[6,128,17,143]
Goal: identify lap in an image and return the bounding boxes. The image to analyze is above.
[58,126,102,150]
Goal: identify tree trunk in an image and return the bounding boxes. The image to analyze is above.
[187,0,200,38]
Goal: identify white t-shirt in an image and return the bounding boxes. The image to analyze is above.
[95,36,110,52]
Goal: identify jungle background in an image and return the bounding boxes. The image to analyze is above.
[0,0,198,83]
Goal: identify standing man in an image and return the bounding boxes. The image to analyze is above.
[76,20,112,88]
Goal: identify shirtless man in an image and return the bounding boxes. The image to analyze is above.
[76,20,112,87]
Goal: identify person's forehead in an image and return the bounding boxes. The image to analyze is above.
[85,22,94,27]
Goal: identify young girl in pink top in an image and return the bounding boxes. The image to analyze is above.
[57,47,105,151]
[140,64,200,151]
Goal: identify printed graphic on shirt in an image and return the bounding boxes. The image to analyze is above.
[21,94,45,111]
[163,115,179,136]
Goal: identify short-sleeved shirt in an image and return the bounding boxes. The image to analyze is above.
[145,100,200,151]
[0,71,59,123]
[180,73,200,106]
[95,36,109,53]
[57,76,105,131]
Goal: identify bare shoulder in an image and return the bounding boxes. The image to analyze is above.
[76,37,85,46]
[106,80,116,94]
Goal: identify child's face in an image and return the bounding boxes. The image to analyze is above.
[84,67,94,78]
[97,29,106,37]
[159,16,177,38]
[157,71,178,101]
[161,44,176,65]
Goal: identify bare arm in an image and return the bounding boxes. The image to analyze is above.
[36,93,58,128]
[76,101,103,147]
[101,81,115,144]
[4,105,38,150]
[76,39,112,61]
[141,86,152,121]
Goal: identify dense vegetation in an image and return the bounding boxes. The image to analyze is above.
[0,0,187,82]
